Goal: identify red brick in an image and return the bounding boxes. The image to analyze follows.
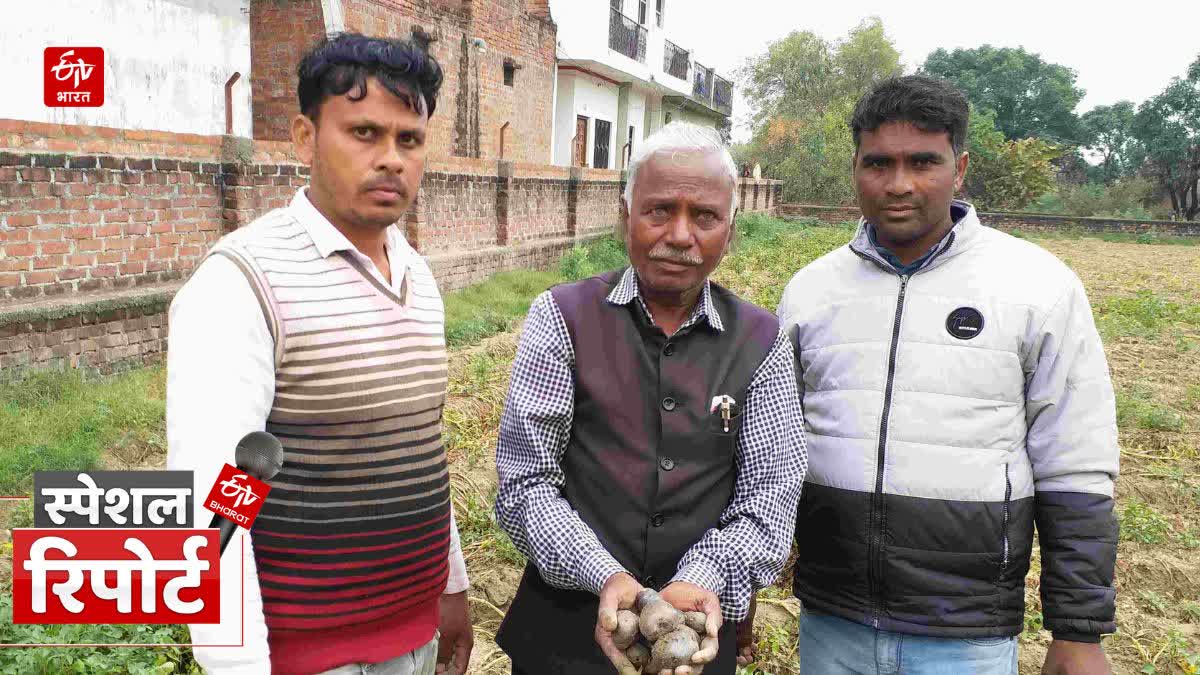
[72,211,102,224]
[58,268,86,281]
[7,214,37,227]
[96,224,121,237]
[120,262,146,275]
[92,265,118,278]
[40,241,70,254]
[5,243,35,256]
[68,254,94,266]
[68,226,95,239]
[0,273,19,287]
[26,271,55,284]
[33,256,61,269]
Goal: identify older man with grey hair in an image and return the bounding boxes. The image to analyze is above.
[493,122,807,675]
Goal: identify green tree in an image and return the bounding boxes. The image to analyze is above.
[964,107,1061,211]
[739,17,900,125]
[921,46,1086,144]
[738,18,901,204]
[1132,54,1200,220]
[1081,101,1143,183]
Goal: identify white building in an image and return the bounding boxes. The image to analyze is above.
[549,0,733,169]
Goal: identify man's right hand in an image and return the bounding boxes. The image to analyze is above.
[596,572,644,675]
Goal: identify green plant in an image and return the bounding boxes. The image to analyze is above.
[1182,601,1200,623]
[1138,590,1171,615]
[1115,387,1186,432]
[0,596,199,673]
[1023,610,1045,637]
[1179,528,1200,549]
[1120,499,1172,545]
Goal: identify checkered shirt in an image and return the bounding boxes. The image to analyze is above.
[494,267,808,621]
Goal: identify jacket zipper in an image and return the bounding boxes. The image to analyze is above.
[867,273,908,627]
[850,231,958,628]
[1001,465,1012,574]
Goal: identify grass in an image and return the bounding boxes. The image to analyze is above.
[1006,228,1200,247]
[0,367,165,495]
[1096,291,1200,341]
[1117,387,1187,432]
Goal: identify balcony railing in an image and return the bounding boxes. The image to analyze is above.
[663,39,690,80]
[609,8,647,63]
[713,75,733,115]
[693,63,713,101]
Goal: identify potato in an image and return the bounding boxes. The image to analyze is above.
[612,609,640,650]
[635,588,661,611]
[638,598,684,642]
[646,626,700,673]
[683,611,707,635]
[625,642,651,671]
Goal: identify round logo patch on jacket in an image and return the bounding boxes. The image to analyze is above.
[946,307,985,340]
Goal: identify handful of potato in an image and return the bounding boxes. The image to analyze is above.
[608,589,717,674]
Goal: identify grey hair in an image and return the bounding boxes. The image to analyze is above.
[622,121,740,215]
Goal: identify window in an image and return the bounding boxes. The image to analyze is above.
[503,59,516,87]
[664,112,673,125]
[638,0,647,25]
[625,125,635,168]
[655,0,664,27]
[594,119,612,169]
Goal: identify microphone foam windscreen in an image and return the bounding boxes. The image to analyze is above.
[235,431,285,481]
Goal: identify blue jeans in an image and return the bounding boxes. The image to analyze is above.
[799,611,1017,675]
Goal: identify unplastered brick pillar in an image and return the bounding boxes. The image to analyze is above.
[251,0,327,141]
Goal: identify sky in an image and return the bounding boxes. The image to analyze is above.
[670,0,1200,142]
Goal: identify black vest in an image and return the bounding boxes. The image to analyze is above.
[497,270,778,674]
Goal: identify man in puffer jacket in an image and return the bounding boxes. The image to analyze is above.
[776,76,1119,674]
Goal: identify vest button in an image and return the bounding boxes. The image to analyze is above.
[662,397,676,411]
[659,457,675,471]
[663,343,675,356]
[651,513,665,527]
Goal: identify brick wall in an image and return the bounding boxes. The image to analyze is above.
[776,204,1200,237]
[250,0,557,164]
[0,116,782,374]
[0,291,170,374]
[0,124,310,303]
[250,0,327,143]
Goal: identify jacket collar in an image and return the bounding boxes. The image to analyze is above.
[848,200,982,276]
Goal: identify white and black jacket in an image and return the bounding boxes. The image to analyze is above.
[777,201,1119,642]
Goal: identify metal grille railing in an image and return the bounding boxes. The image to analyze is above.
[713,75,733,115]
[663,39,689,80]
[608,8,647,63]
[693,63,713,102]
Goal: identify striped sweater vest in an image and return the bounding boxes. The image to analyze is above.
[207,209,451,675]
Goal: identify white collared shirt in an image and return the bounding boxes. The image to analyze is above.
[167,188,468,673]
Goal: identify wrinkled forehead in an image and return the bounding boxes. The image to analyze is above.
[635,149,733,199]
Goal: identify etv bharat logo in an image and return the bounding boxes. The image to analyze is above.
[44,47,104,107]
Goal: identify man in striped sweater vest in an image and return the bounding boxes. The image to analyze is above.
[167,34,472,675]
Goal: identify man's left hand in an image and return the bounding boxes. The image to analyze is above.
[436,591,473,675]
[1042,640,1110,675]
[660,581,722,675]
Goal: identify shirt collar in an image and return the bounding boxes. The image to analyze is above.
[289,187,416,272]
[605,266,724,333]
[865,201,969,275]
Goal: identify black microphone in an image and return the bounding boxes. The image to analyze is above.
[208,431,284,556]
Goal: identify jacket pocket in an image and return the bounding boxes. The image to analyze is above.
[1000,464,1012,577]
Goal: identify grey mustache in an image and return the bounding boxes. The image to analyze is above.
[648,246,702,266]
